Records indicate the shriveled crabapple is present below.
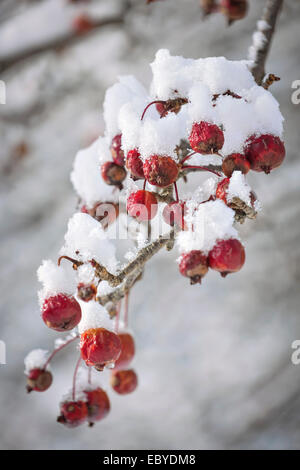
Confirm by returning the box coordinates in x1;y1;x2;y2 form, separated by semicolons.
80;328;121;371
77;283;97;302
84;387;110;425
127;190;158;222
220;0;248;25
26;368;53;393
42;294;82;332
114;333;135;371
208;239;245;277
126;149;144;180
101;161;126;189
179;250;209;285
163;201;187;230
110;369;138;395
57;400;88;428
143;155;179;188
244;134;285;174
110;134;125;166
222;153;250;178
189;121;224;154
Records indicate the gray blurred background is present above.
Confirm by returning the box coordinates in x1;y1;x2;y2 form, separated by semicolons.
0;0;300;450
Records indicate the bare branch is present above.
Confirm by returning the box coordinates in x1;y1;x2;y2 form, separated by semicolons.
97;268;143;308
0;14;124;74
249;0;284;85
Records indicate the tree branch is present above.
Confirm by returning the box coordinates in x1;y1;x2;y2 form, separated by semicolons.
0;15;124;74
249;0;284;85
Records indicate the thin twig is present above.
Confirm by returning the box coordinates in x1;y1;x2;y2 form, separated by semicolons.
249;0;284;85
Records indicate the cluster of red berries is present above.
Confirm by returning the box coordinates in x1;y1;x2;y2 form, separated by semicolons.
200;0;248;24
29;280;137;428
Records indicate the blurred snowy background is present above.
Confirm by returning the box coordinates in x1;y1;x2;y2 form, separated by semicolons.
0;0;300;450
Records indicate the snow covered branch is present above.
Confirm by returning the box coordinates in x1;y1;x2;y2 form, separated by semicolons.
249;0;284;85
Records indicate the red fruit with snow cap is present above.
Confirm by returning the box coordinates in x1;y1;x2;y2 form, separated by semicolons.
26;368;53;393
110;369;138;395
127;190;158;222
114;333;135;371
80;328;121;371
208;239;245;277
84;387;110;425
179;250;209;284
189;121;224;154
244;134;285;174
110;134;125;166
222;153;250;177
42;294;82;332
126;149;144;180
143;155;179;188
57;400;88;428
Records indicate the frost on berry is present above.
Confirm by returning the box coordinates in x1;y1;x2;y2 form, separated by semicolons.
84;387;110;425
244;134;285;174
42;294;82;332
179;250;209;284
189;121;224;154
80;328;121;371
110;369;138;395
208;238;245;276
126;149;145;180
57;400;88;428
114;333;135;371
127;190;158;222
143;155;179;187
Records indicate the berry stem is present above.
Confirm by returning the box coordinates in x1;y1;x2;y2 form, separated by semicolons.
124;292;129;328
143;179;147;191
57;255;83;268
72;355;82;401
174;182;179;202
141;101;166;121
181;151;197;164
181;165;221;177
115;300;122;333
42;334;79;370
88;366;92;386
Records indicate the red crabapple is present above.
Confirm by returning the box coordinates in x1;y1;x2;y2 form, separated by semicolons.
244;134;285;174
163;201;187;230
208;238;245;276
80;328;121;371
110;369;138;395
110;134;125;166
26;368;53;393
179;250;209;284
126;149;145;180
143;155;179;187
57;400;88;428
101;161;126;189
220;0;248;24
189;121;224;154
42;294;82;332
84;387;110;425
127;190;158;222
77;283;97;302
222;153;250;177
114;333;135;371
215;177;230;204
